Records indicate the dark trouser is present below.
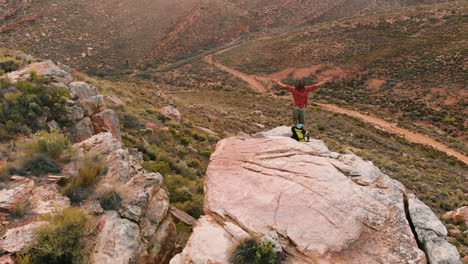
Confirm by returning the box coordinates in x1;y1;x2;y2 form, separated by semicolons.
292;107;305;125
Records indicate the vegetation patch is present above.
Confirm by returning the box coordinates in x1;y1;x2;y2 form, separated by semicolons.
230;239;282;264
63;154;105;203
22;207;92;264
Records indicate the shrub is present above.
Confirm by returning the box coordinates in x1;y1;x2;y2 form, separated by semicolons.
98;189;122;211
21;154;61;176
16;253;31;264
27;207;91;264
63;155;105;202
12;201;28;218
142;160;172;175
230;240;281;264
21;132;71;160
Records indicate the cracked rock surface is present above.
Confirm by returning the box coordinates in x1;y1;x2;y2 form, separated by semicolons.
171;126;460;264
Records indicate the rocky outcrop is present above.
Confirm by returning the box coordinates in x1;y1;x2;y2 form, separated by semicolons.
0;57;174;263
408;194;462;264
3;59;121;143
171;126;461;264
0;221;47;253
73;133;176;264
444;206;468;226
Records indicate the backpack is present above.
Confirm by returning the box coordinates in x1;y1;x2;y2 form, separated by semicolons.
291;125;310;142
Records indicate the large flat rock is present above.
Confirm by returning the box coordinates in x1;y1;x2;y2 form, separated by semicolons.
172;135;427;264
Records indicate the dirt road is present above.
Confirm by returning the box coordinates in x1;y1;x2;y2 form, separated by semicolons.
204;51;468;164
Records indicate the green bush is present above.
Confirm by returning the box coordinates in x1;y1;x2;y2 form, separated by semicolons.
0;80;70;133
230;240;281;264
21;132;71;160
27;207;91;264
142;160;172;175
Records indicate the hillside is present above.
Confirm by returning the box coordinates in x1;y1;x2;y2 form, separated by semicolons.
213;1;467;151
0;0;453;73
0;50;466;260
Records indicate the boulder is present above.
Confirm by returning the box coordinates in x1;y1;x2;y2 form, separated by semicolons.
145;122;161;131
69;117;95;143
30;184;70;215
443;206;468;225
91;109;122;141
160;106;181;123
0;176;34;211
119;172;163;222
91;212;141;264
170;216;249;264
0;255;15;264
78;95;106;116
103;95;125;106
172;133;428;263
0;221;47;253
144;215;177;264
68;81;99;100
6;60;73;84
73;132;121;155
65;106;85;121
408;194;462;264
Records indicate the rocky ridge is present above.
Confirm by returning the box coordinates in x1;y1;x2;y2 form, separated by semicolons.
4;59;121;143
171;126;462;264
0;59;176;263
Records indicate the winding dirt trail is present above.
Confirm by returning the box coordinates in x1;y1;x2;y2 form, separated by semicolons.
203;50;468;164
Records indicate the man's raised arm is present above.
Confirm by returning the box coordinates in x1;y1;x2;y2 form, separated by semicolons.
271;79;290;89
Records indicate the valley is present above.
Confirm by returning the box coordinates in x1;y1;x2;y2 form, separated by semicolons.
0;0;467;262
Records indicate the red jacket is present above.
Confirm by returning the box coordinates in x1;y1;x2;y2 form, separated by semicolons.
284;85;318;109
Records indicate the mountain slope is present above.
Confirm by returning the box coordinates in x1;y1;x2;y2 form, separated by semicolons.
0;0;453;72
213;1;467;146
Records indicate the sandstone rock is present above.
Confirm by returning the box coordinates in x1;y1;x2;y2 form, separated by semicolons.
69;117;95;143
68;81;99;100
424;238;462;264
104;95;125;106
65;105;85;121
160;106;181;123
119;172;163;222
145;215;177;264
6;60;73;84
170;215;248;264
92;212;140;264
0;221;47;253
74;132;121;155
84;199;104;215
78;95;106;116
0;255;15;264
408;194;462;264
172;134;427;263
91;109;122;141
30;184;70;215
102;149;139;186
145;122;160;131
407;194;448;239
443;206;468;225
140;189;170;240
0;176;34;211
